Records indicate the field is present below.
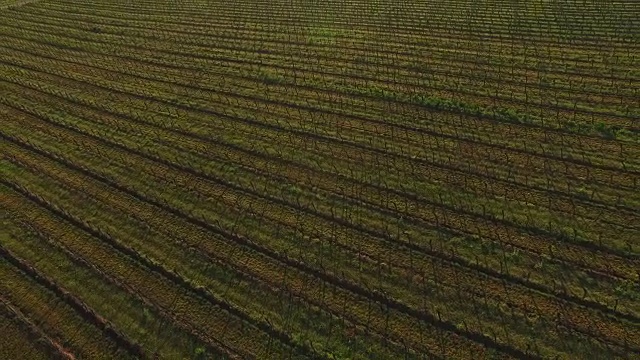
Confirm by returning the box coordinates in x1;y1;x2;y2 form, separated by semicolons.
1;0;639;358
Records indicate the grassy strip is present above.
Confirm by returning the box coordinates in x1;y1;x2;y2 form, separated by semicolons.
0;245;146;358
0;254;135;359
0;298;69;360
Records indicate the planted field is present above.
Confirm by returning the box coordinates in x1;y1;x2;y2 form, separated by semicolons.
1;0;639;358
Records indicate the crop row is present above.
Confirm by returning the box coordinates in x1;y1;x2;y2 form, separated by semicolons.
1;132;427;358
0;242;139;359
2;66;636;316
43;0;640;47
1;20;637;151
2;1;638;358
1;189;226;359
2;92;636;358
16;4;640;69
4;11;637;124
0;105;512;358
1;55;637;253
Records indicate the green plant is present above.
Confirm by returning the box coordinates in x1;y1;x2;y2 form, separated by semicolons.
257;70;285;85
194;346;206;359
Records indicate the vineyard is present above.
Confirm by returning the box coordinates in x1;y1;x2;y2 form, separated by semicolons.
1;0;639;358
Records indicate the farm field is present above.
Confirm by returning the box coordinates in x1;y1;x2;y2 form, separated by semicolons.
0;0;639;358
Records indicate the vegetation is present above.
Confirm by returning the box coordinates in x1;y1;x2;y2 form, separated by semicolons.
1;0;639;358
